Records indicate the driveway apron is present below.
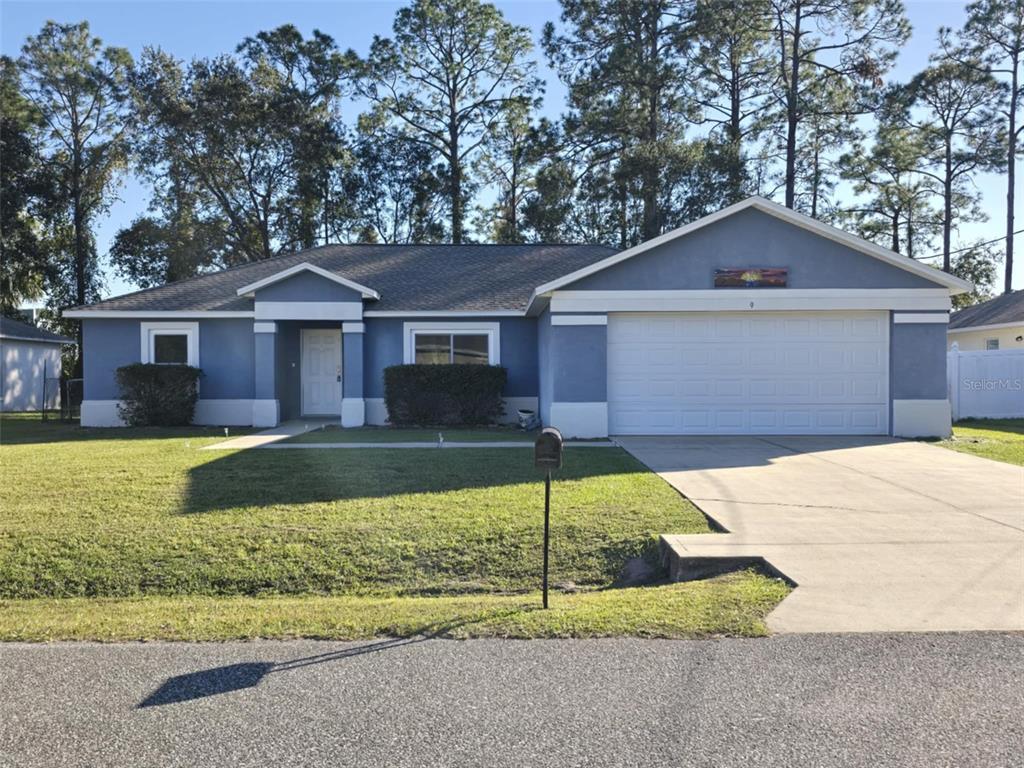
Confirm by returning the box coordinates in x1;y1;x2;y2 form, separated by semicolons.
618;436;1024;633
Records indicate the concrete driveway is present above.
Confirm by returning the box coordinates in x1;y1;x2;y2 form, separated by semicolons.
618;436;1024;634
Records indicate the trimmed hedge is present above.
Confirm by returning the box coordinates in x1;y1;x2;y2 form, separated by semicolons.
115;363;202;426
384;364;507;426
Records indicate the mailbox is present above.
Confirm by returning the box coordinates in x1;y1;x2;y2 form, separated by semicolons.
534;427;563;471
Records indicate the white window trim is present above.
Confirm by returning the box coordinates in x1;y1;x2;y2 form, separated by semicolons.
140;321;199;366
402;321;500;365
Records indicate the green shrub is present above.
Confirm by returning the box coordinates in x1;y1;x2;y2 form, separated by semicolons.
384;364;507;426
115;363;202;426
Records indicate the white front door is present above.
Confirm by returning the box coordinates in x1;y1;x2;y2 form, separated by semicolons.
301;328;342;416
607;311;889;435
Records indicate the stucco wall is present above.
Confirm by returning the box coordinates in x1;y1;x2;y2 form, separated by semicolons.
254;271;364;303
1;339;63;411
567;207;937;292
890;320;948;401
947;326;1024;351
362;317;538;399
82;318;254;401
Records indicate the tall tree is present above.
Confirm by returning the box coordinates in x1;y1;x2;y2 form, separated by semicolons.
474;108;547;243
108;160;228;288
954;0;1024;291
353;0;539;244
904;56;1005;272
766;0;909;209
349;111;447;243
0;56;49;314
691;0;774;202
237;25;349;250
950;241;1001;307
19;21;132;371
545;0;696;243
840;105;938;258
131;27;348;267
791;73;861;218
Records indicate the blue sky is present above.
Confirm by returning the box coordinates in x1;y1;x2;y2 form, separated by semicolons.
3;0;1019;297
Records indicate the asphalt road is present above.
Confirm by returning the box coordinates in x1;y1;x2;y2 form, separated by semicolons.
1;634;1022;768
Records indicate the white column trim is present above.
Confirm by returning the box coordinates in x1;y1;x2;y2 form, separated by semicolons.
548;402;608;438
253;321;277;334
365;397;388;426
551;315;608;326
342;322;365;333
893;313;949;324
254;301;362;321
892;399;951;438
551;289;952;313
252;399;280;428
81;400;124;427
341;398;366;427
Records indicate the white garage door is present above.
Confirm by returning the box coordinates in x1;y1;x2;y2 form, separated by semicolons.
608;311;889;435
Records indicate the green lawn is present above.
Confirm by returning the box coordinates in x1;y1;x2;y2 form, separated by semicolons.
938;419;1024;466
286;424;537;443
0;414;788;640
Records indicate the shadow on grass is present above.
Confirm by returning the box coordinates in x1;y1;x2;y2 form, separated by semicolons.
138;609;532;708
182;444;635;513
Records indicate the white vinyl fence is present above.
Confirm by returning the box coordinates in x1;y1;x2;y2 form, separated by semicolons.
947;345;1024;420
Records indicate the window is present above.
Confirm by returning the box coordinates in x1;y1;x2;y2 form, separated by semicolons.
403;322;499;365
152;333;189;364
414;333;489;365
985;338;1000;351
140;322;199;366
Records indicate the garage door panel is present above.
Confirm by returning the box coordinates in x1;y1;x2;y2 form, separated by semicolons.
608;311;889;435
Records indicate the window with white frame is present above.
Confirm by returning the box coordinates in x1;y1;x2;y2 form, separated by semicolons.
403;322;499;365
141;322;199;366
985;338;1000;351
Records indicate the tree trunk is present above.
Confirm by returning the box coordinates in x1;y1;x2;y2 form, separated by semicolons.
72;145;86;379
784;7;802;209
1005;54;1018;293
943;140;953;273
892;211;900;254
641;14;661;242
726;53;744;201
907;207;915;260
809;134;820;218
617;175;628;250
449;107;462;244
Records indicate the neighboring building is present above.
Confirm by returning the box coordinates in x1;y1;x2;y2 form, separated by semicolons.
1;316;76;412
65;196;971;437
947;291;1024;351
15;307;40;325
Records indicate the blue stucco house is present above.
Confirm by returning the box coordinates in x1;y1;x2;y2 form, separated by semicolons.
66;197;971;438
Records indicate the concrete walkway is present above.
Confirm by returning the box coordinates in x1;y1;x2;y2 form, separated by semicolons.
618;436;1024;634
200;419;337;450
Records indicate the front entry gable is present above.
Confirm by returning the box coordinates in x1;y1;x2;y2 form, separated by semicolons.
237;262;380;302
239;262;379;322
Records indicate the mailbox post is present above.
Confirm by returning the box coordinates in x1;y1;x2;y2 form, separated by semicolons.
534;427;563;609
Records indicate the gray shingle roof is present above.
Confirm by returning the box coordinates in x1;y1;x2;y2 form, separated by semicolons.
949;290;1024;329
69;243;618;314
0;316;76;344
